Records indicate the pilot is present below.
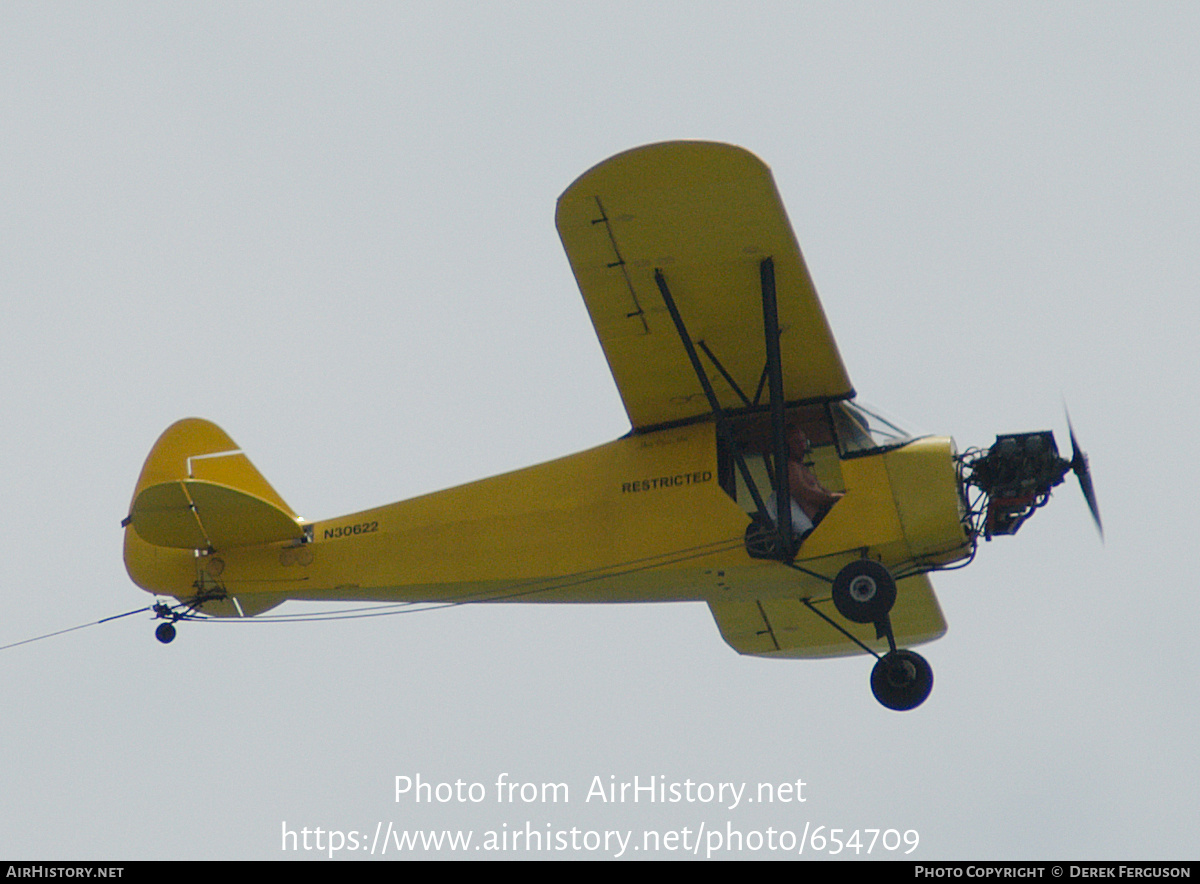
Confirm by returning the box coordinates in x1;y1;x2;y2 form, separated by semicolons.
766;425;844;537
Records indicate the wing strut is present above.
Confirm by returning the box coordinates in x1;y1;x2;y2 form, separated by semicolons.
653;269;773;525
760;257;796;560
653;263;796;562
697;340;752;407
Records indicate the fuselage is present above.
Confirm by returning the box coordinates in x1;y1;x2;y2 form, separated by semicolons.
125;416;971;614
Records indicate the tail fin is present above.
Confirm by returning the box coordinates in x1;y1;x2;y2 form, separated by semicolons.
124;418;304;551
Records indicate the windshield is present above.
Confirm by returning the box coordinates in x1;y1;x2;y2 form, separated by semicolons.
830;401;917;455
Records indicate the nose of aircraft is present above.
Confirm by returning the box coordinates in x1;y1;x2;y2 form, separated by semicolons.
958;414;1102;541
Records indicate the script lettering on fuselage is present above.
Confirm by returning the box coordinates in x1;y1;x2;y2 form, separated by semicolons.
621;471;712;494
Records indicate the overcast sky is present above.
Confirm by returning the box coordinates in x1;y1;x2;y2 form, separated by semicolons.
1;2;1196;860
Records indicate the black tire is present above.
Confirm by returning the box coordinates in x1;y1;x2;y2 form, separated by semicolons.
870;649;933;711
831;560;896;623
155;622;176;644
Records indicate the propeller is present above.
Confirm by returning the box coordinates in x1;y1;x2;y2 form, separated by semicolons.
1065;409;1103;540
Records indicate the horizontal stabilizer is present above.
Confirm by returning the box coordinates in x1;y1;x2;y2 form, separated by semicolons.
125;418;304;551
129;479;305;550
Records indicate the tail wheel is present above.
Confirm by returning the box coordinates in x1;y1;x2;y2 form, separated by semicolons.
155;622;177;644
870;649;933;711
832;560;896;623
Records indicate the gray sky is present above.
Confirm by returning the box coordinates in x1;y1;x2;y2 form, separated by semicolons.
1;2;1196;860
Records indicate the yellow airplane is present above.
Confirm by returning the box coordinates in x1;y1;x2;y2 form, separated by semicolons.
122;141;1100;710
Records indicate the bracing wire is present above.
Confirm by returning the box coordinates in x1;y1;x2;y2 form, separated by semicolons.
0;534;752;646
181;534;752;624
173;600;456;623
0;606;153;652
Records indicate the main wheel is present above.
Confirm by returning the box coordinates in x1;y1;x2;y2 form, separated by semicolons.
870;649;933;711
832;560;896;623
155;622;176;644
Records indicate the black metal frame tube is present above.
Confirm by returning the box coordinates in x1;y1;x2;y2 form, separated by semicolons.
654;269;773;525
760;258;794;559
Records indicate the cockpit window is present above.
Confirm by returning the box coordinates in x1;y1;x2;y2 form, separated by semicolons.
830;401;917;455
716;404;842;506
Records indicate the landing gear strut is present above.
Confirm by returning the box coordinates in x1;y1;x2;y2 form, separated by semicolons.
829;560;934;710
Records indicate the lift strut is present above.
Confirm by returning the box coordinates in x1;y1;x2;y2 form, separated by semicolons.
653;257;797;562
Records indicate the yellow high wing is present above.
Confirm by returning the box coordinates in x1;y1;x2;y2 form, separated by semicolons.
556;141;853;430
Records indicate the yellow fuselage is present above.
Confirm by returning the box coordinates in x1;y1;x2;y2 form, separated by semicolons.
125;422;970;613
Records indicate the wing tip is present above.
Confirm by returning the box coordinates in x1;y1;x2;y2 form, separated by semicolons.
557;141;767;210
